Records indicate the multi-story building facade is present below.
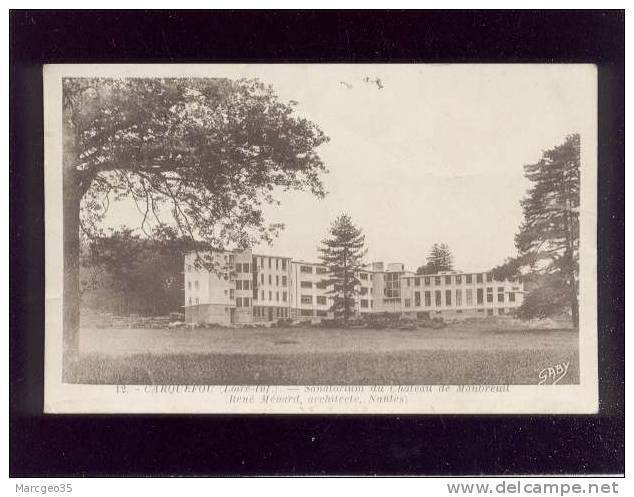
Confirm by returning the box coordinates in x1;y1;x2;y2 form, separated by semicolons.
251;252;292;322
398;270;524;320
184;249;524;325
290;260;330;319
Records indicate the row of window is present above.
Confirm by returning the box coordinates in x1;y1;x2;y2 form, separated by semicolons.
300;280;328;289
384;272;401;299
231;279;514;295
300;295;329;305
404;273;507;287
299;265;328;274
235;297;251;307
220;277;375;292
185;257;359;275
254;290;288;303
383;287;400;298
259;274;288;287
253;306;289;319
189;279;515;297
190;286;514;308
403;289;516;308
189;277;513;294
186;296;514;311
235;263;251;273
189;266;515;291
252;257;288;272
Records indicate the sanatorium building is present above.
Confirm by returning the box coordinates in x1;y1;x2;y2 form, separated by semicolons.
184;248;525;325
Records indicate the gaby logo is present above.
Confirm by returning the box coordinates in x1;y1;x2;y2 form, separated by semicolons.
538;361;570;385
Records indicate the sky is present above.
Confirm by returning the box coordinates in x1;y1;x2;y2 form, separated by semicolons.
102;64;596;272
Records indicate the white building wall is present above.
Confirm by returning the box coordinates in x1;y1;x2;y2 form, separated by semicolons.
291;261;331;318
400;271;524;319
184;251;235;325
355;269;375;314
185;251;525;324
252;254;292;320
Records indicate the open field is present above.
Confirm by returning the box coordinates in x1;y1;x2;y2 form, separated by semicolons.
72;324;579;385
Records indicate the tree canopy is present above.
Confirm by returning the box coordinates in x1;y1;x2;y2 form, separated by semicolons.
80;226;197;317
493;133;580;326
318;214;367;322
417;243;454;275
64;77;330;249
62;77;330;373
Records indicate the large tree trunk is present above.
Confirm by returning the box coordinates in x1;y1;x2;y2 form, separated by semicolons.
62;123;89;381
62;185;81;381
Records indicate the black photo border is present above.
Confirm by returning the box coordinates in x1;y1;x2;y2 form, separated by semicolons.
9;9;625;476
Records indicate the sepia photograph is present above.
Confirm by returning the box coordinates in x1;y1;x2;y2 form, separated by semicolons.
10;8;624;480
43;63;598;413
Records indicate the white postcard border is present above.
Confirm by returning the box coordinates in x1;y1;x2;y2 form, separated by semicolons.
43;64;598;414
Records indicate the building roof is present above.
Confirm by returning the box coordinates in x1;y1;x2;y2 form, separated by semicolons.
291;260;326;266
253;253;293;260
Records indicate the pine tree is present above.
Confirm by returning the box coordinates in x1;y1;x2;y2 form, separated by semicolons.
491;134;580;327
417;243;454;274
318;214;367;323
515;133;580;327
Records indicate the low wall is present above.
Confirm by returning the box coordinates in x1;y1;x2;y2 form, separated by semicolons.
80;312;175;329
185;304;232;326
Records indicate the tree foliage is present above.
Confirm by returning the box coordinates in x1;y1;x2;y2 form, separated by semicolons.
514;274;571;321
417;243;454;275
65;77;330;251
62;77;330;372
494;133;580;326
318;214;367;322
80;227;198;316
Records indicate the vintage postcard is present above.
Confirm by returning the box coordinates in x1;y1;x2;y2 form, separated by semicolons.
44;64;598;413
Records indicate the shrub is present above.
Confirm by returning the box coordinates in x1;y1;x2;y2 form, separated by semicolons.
274;318;293;328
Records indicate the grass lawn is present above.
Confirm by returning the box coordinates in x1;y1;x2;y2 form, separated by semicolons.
71;325;579;385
